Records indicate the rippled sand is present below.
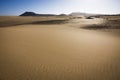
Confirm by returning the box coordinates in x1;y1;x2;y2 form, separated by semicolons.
0;18;120;80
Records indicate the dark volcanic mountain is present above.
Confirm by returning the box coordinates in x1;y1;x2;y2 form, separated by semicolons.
20;12;37;16
20;12;57;16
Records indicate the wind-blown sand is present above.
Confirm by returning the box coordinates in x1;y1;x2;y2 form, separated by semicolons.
0;17;120;80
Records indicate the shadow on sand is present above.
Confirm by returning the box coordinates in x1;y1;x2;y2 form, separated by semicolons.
0;19;69;27
30;19;69;25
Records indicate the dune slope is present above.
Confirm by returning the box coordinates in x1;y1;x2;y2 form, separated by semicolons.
0;24;120;80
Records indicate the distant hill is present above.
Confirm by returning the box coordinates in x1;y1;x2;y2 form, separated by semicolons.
59;14;67;16
69;12;103;17
69;12;120;17
69;12;86;16
20;12;57;16
20;11;120;17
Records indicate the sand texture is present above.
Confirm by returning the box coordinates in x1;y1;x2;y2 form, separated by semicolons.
0;16;120;80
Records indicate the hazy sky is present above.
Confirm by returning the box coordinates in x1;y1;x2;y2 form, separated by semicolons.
0;0;120;15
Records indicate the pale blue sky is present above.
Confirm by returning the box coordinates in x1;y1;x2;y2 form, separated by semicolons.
0;0;120;16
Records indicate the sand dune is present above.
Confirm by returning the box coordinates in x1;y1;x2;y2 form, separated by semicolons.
0;17;120;80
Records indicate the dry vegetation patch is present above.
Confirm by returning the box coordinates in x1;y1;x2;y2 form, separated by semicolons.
82;17;120;30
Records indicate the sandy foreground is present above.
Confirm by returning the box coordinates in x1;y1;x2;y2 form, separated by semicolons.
0;18;120;80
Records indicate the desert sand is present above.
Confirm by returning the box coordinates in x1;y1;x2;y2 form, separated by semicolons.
0;16;120;80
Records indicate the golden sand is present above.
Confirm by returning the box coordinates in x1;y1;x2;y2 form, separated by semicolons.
0;17;120;80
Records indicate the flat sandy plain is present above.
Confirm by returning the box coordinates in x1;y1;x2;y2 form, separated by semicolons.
0;16;120;80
